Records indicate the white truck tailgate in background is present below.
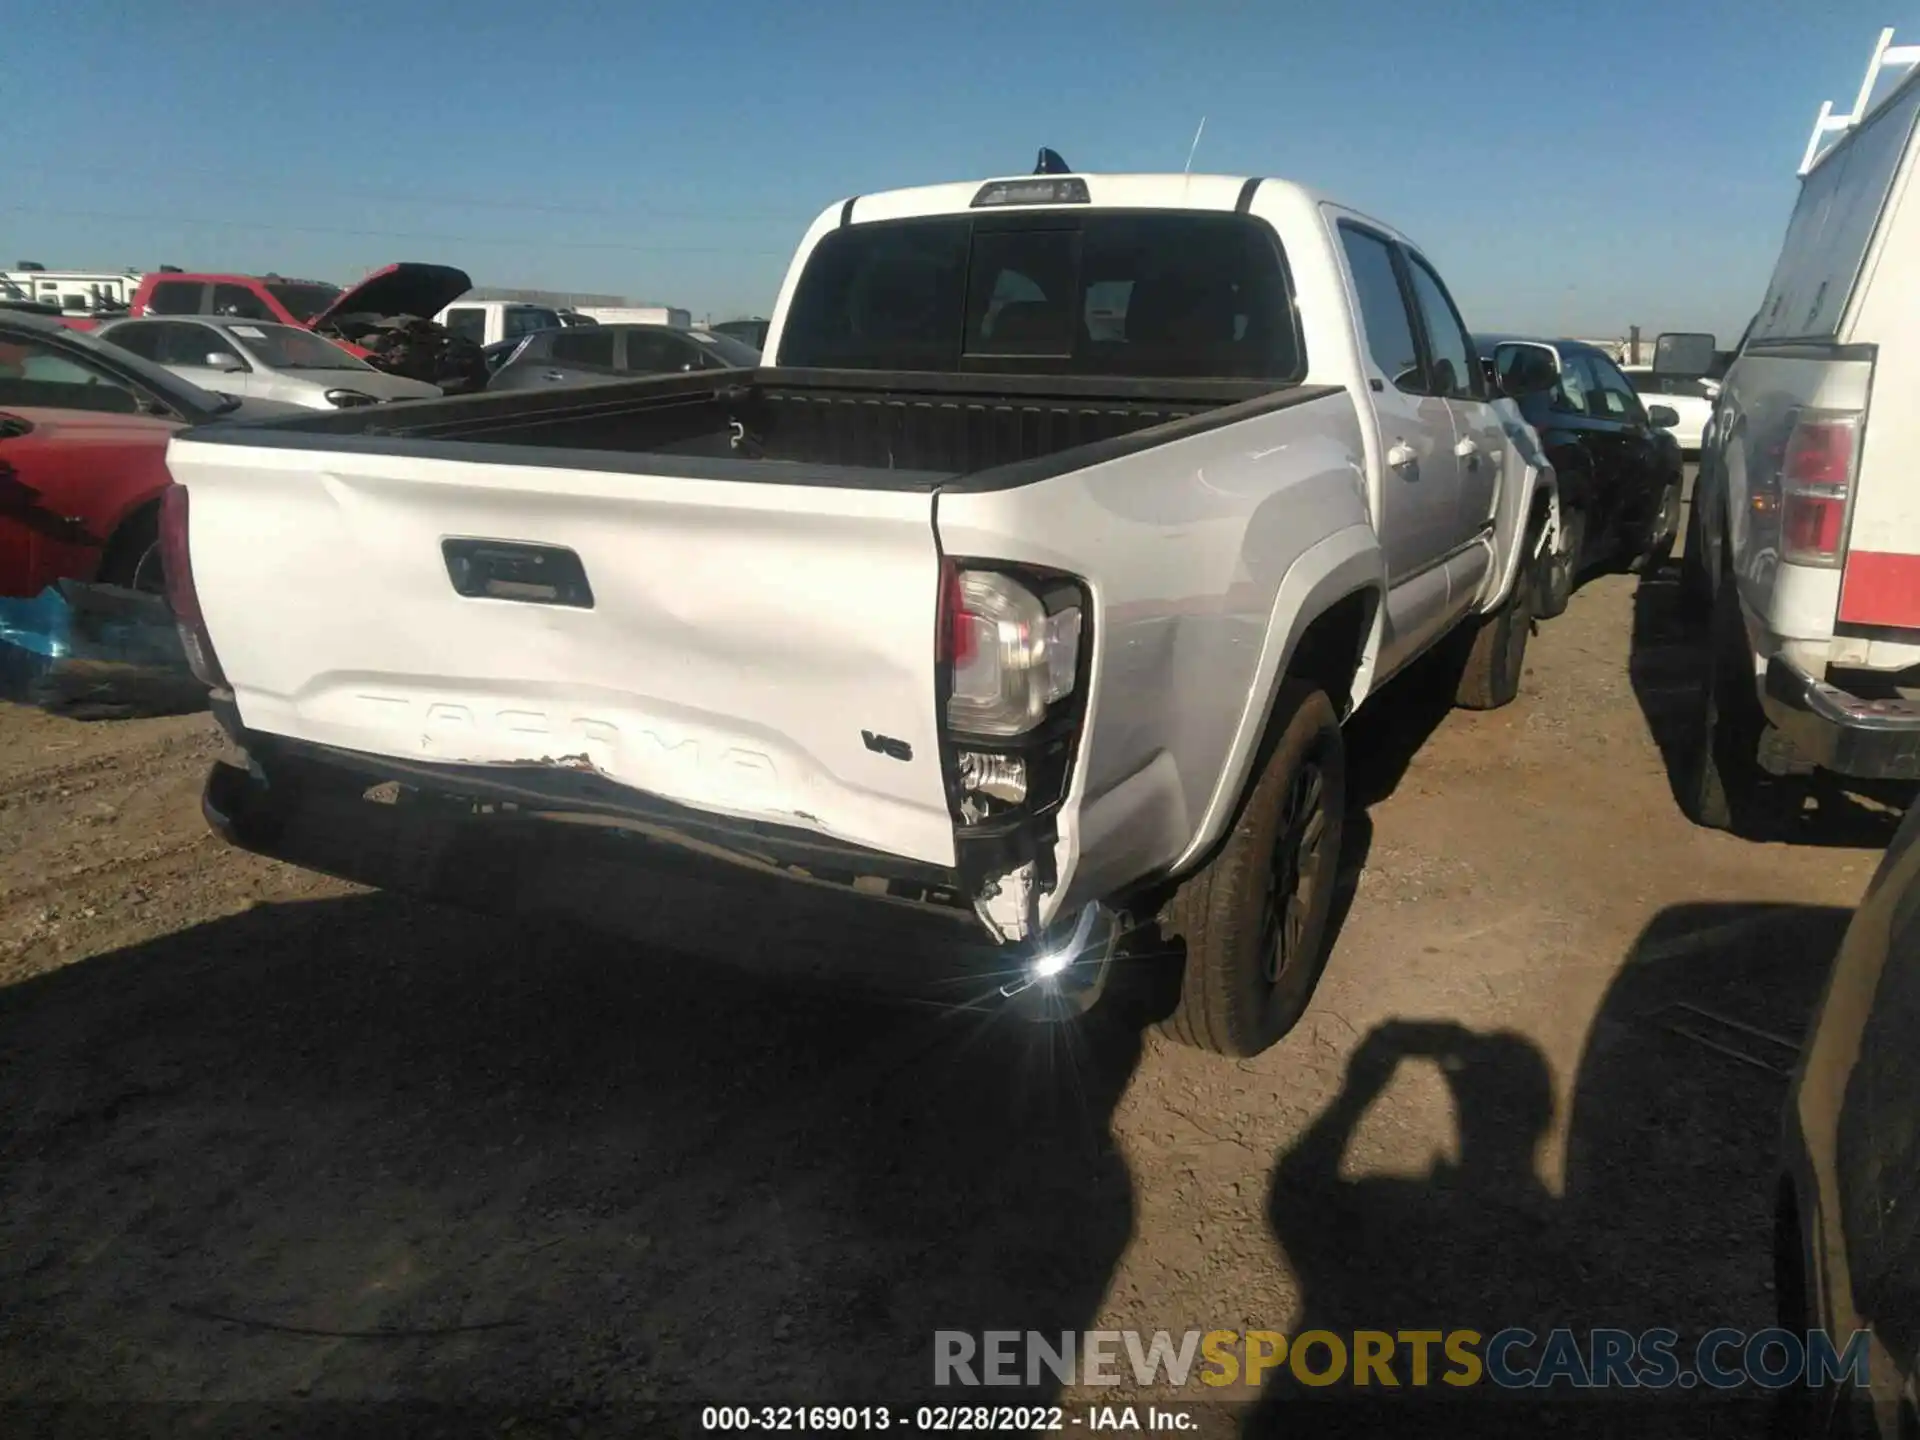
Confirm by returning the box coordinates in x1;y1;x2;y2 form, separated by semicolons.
167;438;957;867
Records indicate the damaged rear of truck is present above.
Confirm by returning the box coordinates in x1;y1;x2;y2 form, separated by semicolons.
164;169;1551;1055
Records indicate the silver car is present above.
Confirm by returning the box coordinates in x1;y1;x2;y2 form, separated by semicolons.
96;316;442;410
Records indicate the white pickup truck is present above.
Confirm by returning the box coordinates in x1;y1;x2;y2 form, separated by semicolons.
1676;30;1920;836
160;162;1556;1056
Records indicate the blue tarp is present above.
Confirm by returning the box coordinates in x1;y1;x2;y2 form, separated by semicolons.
0;581;208;719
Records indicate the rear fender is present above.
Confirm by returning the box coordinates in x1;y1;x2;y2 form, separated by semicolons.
1167;522;1383;875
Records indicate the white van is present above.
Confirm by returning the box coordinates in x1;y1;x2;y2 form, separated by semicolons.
432;299;565;347
574;305;691;329
1674;25;1920;835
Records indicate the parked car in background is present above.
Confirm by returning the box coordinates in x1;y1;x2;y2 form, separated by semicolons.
1776;795;1920;1438
432;300;566;348
131;264;489;395
169;162;1556;1058
98;317;442;409
1621;367;1717;452
710;317;771;350
1477;335;1686;616
487;323;759;391
0;313;295;597
1676;26;1920;838
133;270;344;327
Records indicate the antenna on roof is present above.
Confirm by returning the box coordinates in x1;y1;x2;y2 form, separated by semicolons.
1033;148;1071;175
1183;116;1207;175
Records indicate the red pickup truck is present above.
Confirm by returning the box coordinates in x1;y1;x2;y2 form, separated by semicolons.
130;263;487;393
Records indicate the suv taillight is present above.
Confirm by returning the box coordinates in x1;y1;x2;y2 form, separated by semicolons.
937;561;1087;827
1779;409;1861;567
158;484;227;688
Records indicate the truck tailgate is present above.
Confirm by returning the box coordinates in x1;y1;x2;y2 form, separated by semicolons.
166;437;958;867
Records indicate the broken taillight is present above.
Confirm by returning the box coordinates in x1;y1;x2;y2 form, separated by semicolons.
158;484;228;688
938;565;1082;739
1778;410;1860;567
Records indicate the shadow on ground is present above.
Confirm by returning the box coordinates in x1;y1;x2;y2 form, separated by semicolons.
1247;900;1853;1437
1629;566;1908;848
0;806;1144;1433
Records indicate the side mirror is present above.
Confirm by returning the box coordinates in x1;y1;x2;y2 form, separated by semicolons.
204;352;244;373
1647;405;1680;430
1493;342;1559;398
1650;331;1715;380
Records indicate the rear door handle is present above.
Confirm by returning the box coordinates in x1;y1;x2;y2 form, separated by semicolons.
1454;436;1480;459
540;370;567;382
1387;442;1418;470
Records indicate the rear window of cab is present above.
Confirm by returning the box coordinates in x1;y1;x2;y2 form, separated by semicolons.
778;210;1303;381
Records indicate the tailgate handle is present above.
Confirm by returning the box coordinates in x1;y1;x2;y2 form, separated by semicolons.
442;538;595;609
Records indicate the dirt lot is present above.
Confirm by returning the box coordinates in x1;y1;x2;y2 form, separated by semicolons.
0;557;1896;1436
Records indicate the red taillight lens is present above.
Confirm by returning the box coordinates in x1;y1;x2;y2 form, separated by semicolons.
938;565;1083;740
938;560;974;667
1777;411;1860;567
158;484;227;687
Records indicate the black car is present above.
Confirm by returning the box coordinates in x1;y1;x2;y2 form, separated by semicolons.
488;324;761;392
1478;335;1686;617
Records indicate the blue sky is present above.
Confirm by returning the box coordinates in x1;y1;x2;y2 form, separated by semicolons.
0;0;1903;343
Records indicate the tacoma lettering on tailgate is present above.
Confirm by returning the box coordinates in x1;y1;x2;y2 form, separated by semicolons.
354;696;783;797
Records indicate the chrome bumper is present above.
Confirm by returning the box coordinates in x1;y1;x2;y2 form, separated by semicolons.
1761;656;1920;781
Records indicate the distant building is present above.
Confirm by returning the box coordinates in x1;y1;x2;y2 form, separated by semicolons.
459;286;630;307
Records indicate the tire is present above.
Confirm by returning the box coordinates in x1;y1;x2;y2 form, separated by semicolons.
1453;563;1534;711
1631;474;1684;574
99;505;165;596
1536;504;1583;619
1680;567;1796;836
1161;680;1346;1057
1678;501;1713;624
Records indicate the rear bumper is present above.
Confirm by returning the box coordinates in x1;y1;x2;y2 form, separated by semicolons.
1761;656;1920;781
199;700;1123;1015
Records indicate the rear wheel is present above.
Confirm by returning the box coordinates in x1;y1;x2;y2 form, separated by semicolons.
1680;567;1798;836
1631;474;1684;574
1536;504;1584;619
1678;501;1714;623
1161;681;1346;1057
1453;562;1534;711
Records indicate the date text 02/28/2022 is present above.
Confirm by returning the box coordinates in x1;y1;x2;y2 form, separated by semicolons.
699;1404;1193;1431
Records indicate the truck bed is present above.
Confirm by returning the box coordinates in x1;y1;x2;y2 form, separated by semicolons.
184;367;1329;491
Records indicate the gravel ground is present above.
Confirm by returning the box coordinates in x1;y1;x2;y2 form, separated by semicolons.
0;549;1894;1437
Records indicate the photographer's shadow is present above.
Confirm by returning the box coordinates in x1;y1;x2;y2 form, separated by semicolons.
1244;1019;1568;1436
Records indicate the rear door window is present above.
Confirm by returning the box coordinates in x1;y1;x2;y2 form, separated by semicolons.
1338;225;1423;394
550;330;616;367
780;210;1301;380
211;284;274;321
623;330;694;373
103;323;166;361
144;280;205;316
1402;251;1483;400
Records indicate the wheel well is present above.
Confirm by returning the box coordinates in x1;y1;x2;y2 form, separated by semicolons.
98;498;161;584
1285;588;1376;722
